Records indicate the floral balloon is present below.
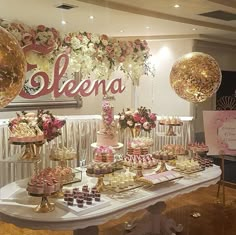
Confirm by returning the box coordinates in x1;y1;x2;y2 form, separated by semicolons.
170;52;222;103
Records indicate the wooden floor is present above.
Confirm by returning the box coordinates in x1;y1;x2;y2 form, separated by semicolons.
0;184;236;235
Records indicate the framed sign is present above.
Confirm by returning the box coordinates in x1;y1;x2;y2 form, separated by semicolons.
203;111;236;156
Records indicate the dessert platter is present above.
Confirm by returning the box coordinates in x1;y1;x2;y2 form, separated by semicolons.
188;142;209;157
159;116;183;136
56;186;110;215
123;154;158;169
103;172;143;193
137;170;183;185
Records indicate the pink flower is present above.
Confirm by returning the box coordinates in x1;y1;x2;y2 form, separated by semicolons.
151;123;156;128
134;39;141;45
105;45;113;54
47;38;55;47
143;122;151;130
133;112;141;122
64;36;71;44
22;33;33;45
51;28;59;39
140;117;147;124
119;56;125;62
77;34;83;41
86;33;92;40
149;113;157;121
37;25;46;32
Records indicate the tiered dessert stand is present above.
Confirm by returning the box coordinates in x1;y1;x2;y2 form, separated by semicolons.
49;153;82;198
159;122;183;136
29;192;56;213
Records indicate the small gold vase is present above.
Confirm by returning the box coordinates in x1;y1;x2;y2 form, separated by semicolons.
130;127;141;138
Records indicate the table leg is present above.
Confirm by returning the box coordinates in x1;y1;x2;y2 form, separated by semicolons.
216;153;225;206
73;226;99;235
123;202;183;235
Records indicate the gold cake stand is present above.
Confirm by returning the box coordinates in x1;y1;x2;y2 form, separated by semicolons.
10;140;45;160
159;122;183;136
29;193;55;213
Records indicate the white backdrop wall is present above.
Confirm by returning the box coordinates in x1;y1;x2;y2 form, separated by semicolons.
135;39;194;116
0;39;195;119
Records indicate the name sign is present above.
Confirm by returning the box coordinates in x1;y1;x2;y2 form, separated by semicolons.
20;46;126;99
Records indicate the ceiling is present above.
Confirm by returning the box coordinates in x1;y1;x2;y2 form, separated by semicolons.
0;0;236;45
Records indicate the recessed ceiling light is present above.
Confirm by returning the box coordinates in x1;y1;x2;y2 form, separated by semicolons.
146;26;150;29
89;15;94;20
61;20;67;25
192;28;197;31
174;4;180;8
120;30;124;33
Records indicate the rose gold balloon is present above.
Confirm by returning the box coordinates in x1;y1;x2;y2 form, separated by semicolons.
170;52;222;103
0;26;26;109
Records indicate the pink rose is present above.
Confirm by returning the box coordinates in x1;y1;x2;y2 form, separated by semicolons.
133;113;141;122
134;39;141;45
22;33;33;45
51;28;59;39
151;123;156;129
119;56;125;62
105;45;113;53
140;117;147;124
86;33;92;40
149;113;157;121
77;34;83;41
47;38;55;47
37;25;46;32
143;122;151;130
64;36;71;44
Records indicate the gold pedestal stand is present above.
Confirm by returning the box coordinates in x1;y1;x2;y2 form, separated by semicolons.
29;193;55;213
159;123;182;136
11;140;45;160
156;161;168;173
96;176;106;192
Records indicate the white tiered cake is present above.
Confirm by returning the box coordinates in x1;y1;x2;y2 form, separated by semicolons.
96;97;118;147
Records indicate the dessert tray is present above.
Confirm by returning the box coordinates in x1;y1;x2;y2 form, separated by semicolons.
137;170;183;185
172;167;205;175
91;142;124;150
63;169;82;185
105;181;144;193
56;196;110;216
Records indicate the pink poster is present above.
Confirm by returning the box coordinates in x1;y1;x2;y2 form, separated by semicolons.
203;111;236;156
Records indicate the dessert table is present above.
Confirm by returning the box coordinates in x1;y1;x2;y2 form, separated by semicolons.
0;115;193;187
0;166;221;235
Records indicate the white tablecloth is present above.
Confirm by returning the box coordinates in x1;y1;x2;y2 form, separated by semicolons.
0;116;193;187
0;165;220;231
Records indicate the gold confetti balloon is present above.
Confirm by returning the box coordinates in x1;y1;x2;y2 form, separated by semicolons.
0;26;26;109
170;52;222;103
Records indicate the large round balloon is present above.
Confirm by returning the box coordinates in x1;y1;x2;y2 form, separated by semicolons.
170;52;222;103
0;26;26;109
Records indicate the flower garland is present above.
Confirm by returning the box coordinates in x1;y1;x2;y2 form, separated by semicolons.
0;19;154;85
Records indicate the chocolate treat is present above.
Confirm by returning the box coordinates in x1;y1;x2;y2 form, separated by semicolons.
82;185;89;192
95;192;101;201
76;198;84;204
77;202;83;208
86;197;92;205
